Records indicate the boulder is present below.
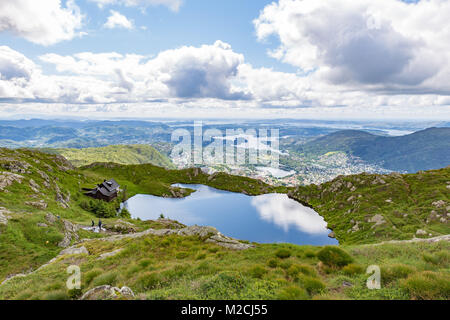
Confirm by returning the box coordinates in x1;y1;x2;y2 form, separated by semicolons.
416;229;427;236
0;160;31;174
432;200;446;208
98;249;123;260
80;285;134;300
368;214;387;228
58;220;80;248
0;207;12;225
60;246;89;256
0;172;24;191
29;179;40;193
45;213;58;224
25;200;48;210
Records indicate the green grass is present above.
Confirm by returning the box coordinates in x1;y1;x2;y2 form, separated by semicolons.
0;233;448;300
292;167;450;244
42;144;175;169
0;147;448;300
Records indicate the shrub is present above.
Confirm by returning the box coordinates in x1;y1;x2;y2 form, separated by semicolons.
119;208;131;219
136;272;164;291
84;268;103;285
277;286;309;300
401;271;450;300
317;246;353;268
382;264;415;285
139;259;153;268
298;275;326;295
297;264;318;277
286;265;301;279
275;249;292;259
200;271;246;299
342;264;364;276
68;288;83;300
303;250;316;258
422;250;449;266
248;265;267;279
92;271;117;287
267;258;278;268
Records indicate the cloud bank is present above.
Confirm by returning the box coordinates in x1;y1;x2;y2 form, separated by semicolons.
0;0;84;45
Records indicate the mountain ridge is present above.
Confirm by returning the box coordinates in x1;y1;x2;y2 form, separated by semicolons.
300;127;450;173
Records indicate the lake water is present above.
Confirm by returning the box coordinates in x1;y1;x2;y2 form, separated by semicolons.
124;184;338;246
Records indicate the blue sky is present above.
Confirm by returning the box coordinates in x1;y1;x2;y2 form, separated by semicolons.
0;1;295;74
0;0;449;120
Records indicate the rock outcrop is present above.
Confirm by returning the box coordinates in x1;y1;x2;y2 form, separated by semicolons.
80;285;134;300
0;207;11;225
0;172;24;191
25;200;48;210
87;225;254;251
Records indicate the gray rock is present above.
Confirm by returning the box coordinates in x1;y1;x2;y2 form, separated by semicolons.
368;214;387;228
29;179;40;193
80;285;134;300
45;213;57;224
60;246;89;256
58;220;79;248
416;229;427;236
98;249;123;260
25;200;48;210
0;207;11;225
432;200;446;208
37;223;48;228
328;231;336;239
0;172;24;191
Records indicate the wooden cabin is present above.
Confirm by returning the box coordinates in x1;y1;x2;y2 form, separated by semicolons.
83;179;120;202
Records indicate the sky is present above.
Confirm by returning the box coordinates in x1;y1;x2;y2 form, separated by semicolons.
0;0;449;120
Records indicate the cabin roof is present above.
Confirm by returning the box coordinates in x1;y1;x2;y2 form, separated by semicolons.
84;178;120;199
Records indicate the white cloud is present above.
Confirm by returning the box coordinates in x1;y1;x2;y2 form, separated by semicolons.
0;0;84;46
89;0;183;11
1;39;450;119
254;0;450;94
104;10;134;29
39;41;249;100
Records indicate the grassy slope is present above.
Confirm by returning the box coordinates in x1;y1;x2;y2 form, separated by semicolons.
0;148;281;282
42;145;175;169
0;233;448;300
0;148;448;300
291;168;450;244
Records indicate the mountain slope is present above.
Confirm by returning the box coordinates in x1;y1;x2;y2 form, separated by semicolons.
292;167;450;244
0;148;448;300
43;144;175;169
300;127;450;173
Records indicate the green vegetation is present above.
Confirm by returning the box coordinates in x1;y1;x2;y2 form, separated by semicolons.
0;147;448;300
297;127;450;173
42;144;175;169
317;246;353;269
0;234;448;300
292;167;450;244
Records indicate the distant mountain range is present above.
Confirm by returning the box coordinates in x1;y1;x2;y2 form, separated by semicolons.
300;127;450;173
42;144;175;169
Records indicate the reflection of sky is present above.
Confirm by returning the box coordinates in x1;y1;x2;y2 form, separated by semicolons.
250;194;328;234
125;184;336;245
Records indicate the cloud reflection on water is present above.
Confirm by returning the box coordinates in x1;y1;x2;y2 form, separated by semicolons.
251;194;329;234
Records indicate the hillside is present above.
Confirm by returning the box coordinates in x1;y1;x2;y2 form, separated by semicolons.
291;168;450;244
42;145;175;169
299;127;450;173
0;148;448;300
